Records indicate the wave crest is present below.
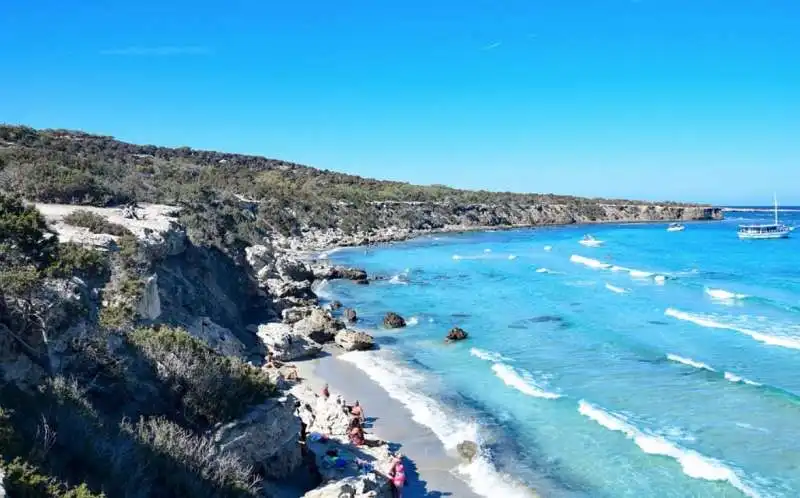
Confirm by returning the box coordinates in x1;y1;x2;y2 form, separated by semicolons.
491;363;561;400
578;401;759;497
665;308;800;350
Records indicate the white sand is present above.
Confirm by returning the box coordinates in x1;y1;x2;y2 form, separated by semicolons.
291;348;480;498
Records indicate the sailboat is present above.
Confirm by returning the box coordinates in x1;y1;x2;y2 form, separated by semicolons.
737;194;790;240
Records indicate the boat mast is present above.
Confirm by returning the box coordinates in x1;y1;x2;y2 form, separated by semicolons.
774;192;779;225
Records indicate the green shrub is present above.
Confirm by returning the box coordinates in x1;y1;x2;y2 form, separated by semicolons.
121;416;258;495
63;210;129;236
2;458;105;498
128;326;273;425
46;243;110;281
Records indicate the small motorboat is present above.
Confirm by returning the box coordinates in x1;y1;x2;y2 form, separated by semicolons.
667;223;685;232
579;235;603;247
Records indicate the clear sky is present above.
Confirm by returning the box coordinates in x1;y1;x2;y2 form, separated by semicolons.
2;1;798;205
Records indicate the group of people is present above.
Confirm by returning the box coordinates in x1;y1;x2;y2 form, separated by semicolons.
321;384;406;497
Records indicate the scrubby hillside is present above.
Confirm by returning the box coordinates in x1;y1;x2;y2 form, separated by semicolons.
0;125;720;255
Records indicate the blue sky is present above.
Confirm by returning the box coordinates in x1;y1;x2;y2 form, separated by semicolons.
1;1;799;205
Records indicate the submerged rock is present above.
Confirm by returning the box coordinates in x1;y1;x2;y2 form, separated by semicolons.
383;312;406;329
343;308;358;323
445;327;468;342
212;395;302;480
258;323;322;361
329;300;343;311
335;330;375;351
457;440;479;463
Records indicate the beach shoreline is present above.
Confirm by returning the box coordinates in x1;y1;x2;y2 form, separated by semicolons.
290;346;483;498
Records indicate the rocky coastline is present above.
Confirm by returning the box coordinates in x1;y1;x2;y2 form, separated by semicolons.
0;199;721;497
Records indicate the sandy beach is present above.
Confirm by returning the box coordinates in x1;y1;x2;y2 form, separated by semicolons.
292;347;481;498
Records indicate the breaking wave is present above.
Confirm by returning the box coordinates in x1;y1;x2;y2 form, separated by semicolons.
605;283;627;294
667;353;764;387
578;401;760;497
570;255;611;269
340;351;534;498
491;363;562;400
665;308;800;350
470;348;514;363
705;288;749;301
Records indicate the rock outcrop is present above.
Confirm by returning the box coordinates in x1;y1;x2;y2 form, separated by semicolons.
383;312;406;329
212;395;302;480
293;308;343;344
186;316;249;358
136;273;161;320
446;327;468;342
335;330;375;351
303;475;390;498
457;440;479;463
258;323;322;361
343;308;358;323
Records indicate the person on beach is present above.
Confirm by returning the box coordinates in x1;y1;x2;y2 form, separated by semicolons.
348;422;365;446
321;383;330;399
388;454;406;498
350;400;364;422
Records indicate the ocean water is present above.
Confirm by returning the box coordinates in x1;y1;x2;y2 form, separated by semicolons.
322;209;800;498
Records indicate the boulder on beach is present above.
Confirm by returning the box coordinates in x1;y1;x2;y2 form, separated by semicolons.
446;327;469;342
457;440;479;463
257;323;322;361
335;329;375;351
383;312;406;329
343;308;358;323
293;308;344;343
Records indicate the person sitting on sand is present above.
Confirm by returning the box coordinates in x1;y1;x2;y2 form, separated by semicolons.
349;400;365;422
322;383;330;399
348;423;365;446
388;454;406;498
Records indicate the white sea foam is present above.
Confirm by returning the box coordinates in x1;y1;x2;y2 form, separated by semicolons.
705;288;748;301
535;267;557;274
605;283;627;294
654;275;667;285
312;279;333;300
406;316;420;327
484;248;492;253
388;274;408;285
340;351;533;498
665;308;800;350
452;254;463;260
470;347;514;363
578;401;760;497
570;254;610;269
491;363;561;399
667;353;763;387
629;269;654;279
610;265;630;272
667;353;716;372
508;254;518;260
543;245;553;252
723;372;762;386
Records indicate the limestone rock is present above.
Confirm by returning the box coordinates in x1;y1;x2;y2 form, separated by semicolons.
383;312;406;329
343;308;358;323
282;306;316;324
335;330;375;351
258;323;323;361
212;395;302;480
303;475;391;498
457;440;479;463
277;258;314;282
293;308;343;344
186;316;248;358
266;279;314;299
245;244;275;274
136;273;161;320
332;266;368;282
446;327;469;342
311;263;336;280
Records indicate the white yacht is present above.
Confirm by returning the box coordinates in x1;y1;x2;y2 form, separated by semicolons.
667;223;685;232
737;195;790;240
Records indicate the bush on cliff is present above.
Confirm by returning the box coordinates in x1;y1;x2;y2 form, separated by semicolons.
62;210;130;236
128;326;274;425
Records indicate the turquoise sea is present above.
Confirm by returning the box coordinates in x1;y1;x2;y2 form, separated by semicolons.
321;209;800;498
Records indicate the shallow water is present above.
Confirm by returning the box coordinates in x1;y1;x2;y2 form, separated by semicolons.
324;211;800;497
